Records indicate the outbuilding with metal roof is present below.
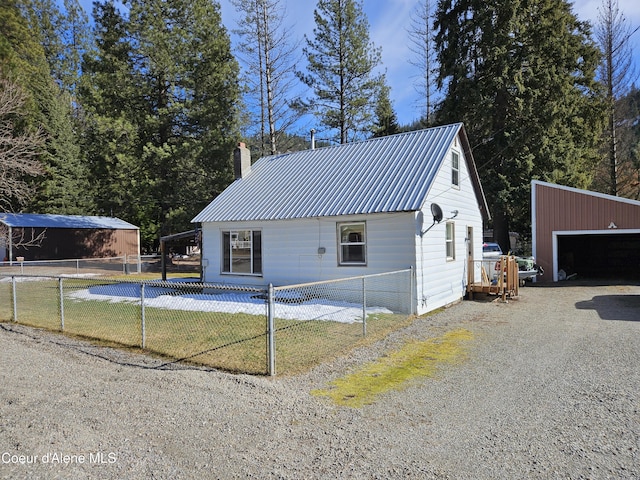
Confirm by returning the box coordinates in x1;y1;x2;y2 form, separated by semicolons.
193;123;490;315
532;180;640;282
0;213;140;263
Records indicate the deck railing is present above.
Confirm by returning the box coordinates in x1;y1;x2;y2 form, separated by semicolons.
468;255;520;300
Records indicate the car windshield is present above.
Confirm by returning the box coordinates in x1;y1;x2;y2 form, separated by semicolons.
483;243;502;253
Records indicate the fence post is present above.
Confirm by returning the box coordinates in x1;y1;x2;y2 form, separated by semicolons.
59;277;65;331
140;283;146;348
362;276;367;336
11;276;17;322
267;284;275;376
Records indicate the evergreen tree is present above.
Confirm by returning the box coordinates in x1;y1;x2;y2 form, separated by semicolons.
0;0;93;214
21;0;92;97
79;1;141;222
81;0;241;249
434;0;605;251
296;0;383;144
371;79;399;137
28;77;94;214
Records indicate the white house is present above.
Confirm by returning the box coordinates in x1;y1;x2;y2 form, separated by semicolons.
192;123;489;315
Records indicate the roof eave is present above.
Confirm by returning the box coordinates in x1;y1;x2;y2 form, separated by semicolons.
458;125;491;222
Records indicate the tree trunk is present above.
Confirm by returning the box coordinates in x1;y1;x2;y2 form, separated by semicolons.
492;203;511;254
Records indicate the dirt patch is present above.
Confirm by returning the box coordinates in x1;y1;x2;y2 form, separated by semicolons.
1;282;639;479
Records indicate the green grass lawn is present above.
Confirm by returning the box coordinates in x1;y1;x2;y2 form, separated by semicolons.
272;312;415;375
1;277;415;375
0;281;12;320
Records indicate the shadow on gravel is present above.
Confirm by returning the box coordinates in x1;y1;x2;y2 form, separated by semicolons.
0;323;219;372
575;295;640;321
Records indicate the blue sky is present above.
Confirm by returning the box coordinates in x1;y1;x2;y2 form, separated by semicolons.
76;0;640;127
217;0;640;127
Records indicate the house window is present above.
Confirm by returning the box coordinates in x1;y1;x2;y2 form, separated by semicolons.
452;151;460;187
222;230;262;275
446;222;455;260
338;222;366;265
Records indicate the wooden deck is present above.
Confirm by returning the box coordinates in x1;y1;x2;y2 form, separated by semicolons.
467;256;520;300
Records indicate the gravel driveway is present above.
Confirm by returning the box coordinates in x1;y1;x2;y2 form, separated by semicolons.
1;282;639;479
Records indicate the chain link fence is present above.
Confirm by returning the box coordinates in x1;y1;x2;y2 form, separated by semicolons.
0;276;269;374
0;254;201;277
0;256;137;276
0;269;414;375
270;269;414;374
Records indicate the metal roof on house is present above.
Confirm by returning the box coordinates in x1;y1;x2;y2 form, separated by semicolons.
193;123;487;223
0;213;139;230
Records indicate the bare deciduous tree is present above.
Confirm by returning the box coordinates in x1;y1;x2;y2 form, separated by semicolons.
407;0;440;125
0;223;47;262
0;76;45;211
232;0;301;156
595;0;639;196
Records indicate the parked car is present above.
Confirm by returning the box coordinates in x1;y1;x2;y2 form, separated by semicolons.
482;242;543;285
482;242;503;258
482;243;503;282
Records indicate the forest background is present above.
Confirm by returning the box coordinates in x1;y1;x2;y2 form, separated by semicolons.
1;0;639;253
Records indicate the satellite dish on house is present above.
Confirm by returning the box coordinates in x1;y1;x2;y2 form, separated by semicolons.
419;203;444;237
431;203;443;223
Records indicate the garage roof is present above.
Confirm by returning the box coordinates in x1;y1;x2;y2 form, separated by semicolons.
0;213;139;230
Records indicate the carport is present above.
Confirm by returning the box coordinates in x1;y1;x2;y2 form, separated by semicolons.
532;181;640;282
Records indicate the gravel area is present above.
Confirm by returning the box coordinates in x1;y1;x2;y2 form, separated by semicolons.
1;282;639;479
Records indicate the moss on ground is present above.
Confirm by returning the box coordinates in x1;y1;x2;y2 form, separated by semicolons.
312;328;473;408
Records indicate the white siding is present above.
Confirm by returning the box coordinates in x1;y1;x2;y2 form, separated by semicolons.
201;212;416;288
414;137;484;314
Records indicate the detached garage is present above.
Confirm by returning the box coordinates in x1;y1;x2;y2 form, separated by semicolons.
532;180;640;282
0;213;140;262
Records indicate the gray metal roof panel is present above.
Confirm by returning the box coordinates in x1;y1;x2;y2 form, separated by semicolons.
192;124;463;223
0;213;139;230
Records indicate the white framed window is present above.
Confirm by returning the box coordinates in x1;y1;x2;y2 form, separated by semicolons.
338;222;366;265
451;151;460;187
446;222;455;260
222;230;262;275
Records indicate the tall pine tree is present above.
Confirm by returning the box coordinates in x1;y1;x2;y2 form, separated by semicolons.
1;0;93;214
435;0;605;251
297;0;382;144
232;0;301;157
371;78;399;138
81;0;241;249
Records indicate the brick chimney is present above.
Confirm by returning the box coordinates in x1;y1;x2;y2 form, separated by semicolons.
233;142;251;179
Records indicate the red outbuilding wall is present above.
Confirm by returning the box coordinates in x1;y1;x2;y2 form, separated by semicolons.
532;181;640;282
